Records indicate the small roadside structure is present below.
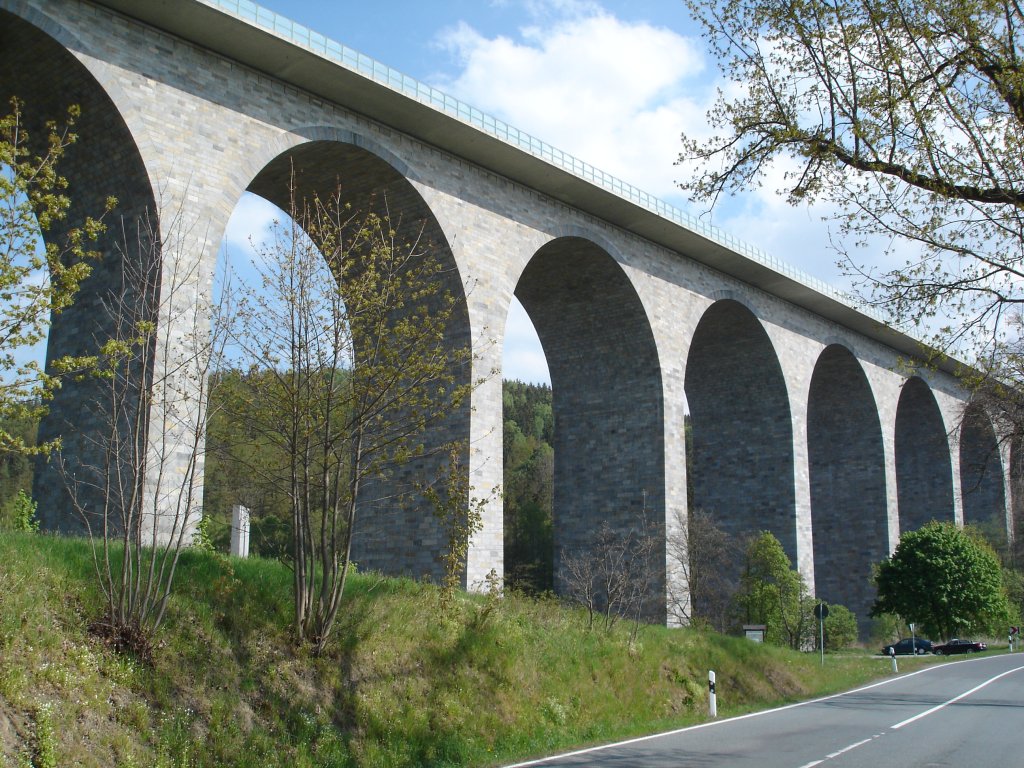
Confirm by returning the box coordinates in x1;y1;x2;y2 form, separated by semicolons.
743;625;767;643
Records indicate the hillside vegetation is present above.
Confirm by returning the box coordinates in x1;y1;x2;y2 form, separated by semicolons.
200;378;559;591
0;533;912;768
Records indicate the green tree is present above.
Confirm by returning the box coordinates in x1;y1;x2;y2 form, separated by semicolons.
678;0;1024;358
735;531;814;649
422;442;499;623
1001;566;1024;626
1;98;113;454
0;410;35;522
226;181;474;654
872;521;1012;639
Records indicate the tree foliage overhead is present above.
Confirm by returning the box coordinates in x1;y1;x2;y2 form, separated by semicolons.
872;521;1013;639
679;0;1024;354
1;97;113;454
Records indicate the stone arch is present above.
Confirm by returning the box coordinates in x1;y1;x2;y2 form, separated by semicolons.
544;224;630;265
685;299;796;561
208;126;444;261
231;125;417;203
895;376;955;531
1;6;159;531
959;404;1006;531
807;344;886;624
513;236;665;618
235;138;473;582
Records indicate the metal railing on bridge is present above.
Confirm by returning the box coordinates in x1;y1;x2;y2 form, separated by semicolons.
201;0;883;323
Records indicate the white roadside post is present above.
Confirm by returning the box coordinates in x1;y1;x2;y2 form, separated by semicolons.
231;504;250;558
709;670;717;718
889;646;898;673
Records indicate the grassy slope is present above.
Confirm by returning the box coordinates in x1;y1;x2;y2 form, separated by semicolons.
0;534;926;768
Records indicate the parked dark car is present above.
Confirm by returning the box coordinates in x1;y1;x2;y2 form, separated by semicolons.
932;639;987;655
881;638;933;656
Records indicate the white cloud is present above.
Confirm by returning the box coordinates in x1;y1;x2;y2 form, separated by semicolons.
433;4;914;303
436;3;718;384
435;9;709;202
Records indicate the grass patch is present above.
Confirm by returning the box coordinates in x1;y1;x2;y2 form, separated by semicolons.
1;533;921;767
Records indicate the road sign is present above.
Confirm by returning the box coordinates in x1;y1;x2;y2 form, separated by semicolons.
814;603;829;620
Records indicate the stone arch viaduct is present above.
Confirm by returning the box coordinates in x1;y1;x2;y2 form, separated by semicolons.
3;0;1017;626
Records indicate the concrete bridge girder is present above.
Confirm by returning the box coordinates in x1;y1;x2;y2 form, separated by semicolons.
5;0;1016;627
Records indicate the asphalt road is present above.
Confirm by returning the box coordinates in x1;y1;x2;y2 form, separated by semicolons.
505;653;1024;768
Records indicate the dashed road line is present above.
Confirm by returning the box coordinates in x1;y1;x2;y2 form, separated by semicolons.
890;663;1024;730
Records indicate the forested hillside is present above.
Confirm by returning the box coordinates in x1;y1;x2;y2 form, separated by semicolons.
502;380;554;593
204;376;558;593
202;369;294;559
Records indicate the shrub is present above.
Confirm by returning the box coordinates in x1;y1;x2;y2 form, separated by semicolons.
823;604;858;650
10;489;39;533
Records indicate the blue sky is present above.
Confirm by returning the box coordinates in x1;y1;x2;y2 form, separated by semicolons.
250;1;700;85
218;0;890;385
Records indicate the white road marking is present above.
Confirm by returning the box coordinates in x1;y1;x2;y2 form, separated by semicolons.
504;665;928;767
795;735;876;768
502;656;1016;768
825;736;874;758
890;663;1024;730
